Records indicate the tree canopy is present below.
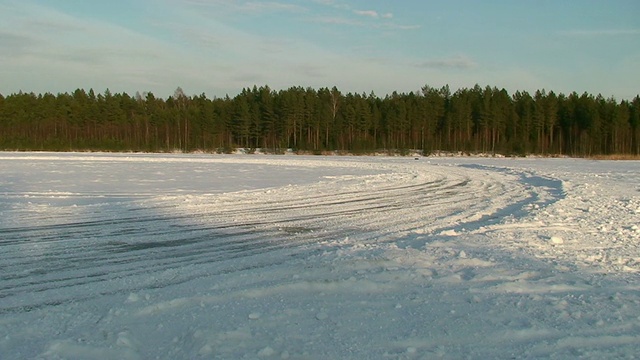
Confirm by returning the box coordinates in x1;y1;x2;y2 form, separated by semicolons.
1;85;638;156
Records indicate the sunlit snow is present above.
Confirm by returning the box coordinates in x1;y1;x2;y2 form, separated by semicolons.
1;152;639;359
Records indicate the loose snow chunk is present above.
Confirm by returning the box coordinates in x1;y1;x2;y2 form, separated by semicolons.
198;344;214;356
42;341;140;360
550;236;564;245
116;331;139;349
258;346;276;357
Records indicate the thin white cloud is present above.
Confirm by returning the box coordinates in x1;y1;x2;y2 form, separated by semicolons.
311;16;364;26
353;9;394;20
418;55;477;69
182;0;306;14
312;2;408;31
380;23;421;31
311;0;350;11
0;31;38;58
559;29;640;37
0;2;201;95
242;1;307;13
354;10;379;18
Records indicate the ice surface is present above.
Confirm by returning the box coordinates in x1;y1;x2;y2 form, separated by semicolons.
1;152;639;359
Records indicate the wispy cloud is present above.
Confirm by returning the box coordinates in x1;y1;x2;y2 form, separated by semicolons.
182;0;306;14
0;31;38;58
242;1;307;13
311;16;364;26
559;29;640;37
0;2;196;94
311;0;350;11
352;9;394;19
311;2;415;31
418;55;477;69
291;63;327;79
380;23;421;31
354;10;379;18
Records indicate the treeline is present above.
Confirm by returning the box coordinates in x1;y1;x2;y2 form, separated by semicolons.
1;84;639;156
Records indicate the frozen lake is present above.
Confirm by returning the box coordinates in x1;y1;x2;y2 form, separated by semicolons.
1;152;639;359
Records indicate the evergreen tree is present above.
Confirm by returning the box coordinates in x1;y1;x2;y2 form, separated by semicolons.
0;84;637;156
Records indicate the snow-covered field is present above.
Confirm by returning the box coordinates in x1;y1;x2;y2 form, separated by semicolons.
1;152;639;359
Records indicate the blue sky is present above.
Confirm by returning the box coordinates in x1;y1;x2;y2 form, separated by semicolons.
0;0;638;99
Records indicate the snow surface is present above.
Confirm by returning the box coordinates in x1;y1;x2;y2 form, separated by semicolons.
1;152;639;359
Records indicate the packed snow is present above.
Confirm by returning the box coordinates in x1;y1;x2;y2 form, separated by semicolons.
1;152;639;359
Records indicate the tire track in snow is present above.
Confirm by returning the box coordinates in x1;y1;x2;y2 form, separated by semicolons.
0;158;560;314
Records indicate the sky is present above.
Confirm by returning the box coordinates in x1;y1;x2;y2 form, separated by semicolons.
0;0;638;100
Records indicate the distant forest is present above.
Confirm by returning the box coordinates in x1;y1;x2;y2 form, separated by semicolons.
1;84;639;156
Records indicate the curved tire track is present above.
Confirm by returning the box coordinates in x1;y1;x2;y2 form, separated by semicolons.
0;158;562;314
